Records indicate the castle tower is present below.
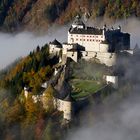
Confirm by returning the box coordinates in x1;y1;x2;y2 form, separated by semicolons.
71;15;85;29
62;93;74;121
49;39;62;55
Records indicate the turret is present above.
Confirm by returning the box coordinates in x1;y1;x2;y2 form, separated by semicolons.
71;15;85;29
49;39;62;55
63;93;74;121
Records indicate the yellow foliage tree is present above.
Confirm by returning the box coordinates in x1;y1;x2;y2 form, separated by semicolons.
42;85;55;113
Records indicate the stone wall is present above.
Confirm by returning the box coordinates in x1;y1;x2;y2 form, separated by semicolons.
66;51;78;62
68;32;105;52
49;44;61;55
53;98;73;121
81;51;117;66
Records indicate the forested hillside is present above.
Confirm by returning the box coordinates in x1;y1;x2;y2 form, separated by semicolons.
0;0;140;31
0;43;65;140
0;43;59;96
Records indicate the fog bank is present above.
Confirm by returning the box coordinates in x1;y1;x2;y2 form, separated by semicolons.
0;25;67;70
67;88;140;140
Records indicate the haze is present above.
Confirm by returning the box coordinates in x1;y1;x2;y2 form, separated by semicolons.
67;51;140;140
0;25;68;70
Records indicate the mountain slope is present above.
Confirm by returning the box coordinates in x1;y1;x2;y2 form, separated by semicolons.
0;0;140;31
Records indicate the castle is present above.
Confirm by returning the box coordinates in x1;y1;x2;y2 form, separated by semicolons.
24;16;132;123
49;15;132;66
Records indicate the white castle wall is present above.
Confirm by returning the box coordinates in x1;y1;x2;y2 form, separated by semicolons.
105;75;118;88
68;32;105;52
62;44;73;53
99;43;109;52
62;44;78;62
54;98;72;121
81;51;117;66
49;44;61;55
97;52;117;66
67;51;78;62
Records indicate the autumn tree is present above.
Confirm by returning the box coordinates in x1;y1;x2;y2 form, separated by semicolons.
5;99;25;126
42;85;55;113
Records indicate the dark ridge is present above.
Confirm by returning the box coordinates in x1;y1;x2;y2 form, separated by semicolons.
0;0;15;26
18;0;38;22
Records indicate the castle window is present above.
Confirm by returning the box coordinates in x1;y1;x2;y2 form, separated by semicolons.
83;39;85;41
93;39;94;41
96;36;98;38
90;39;92;41
80;39;82;41
76;38;78;41
87;39;89;41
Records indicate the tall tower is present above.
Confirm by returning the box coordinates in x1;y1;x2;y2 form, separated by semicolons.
71;15;85;29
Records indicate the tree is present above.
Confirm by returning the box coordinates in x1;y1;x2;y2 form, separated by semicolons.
42;120;54;140
5;99;25;125
42;85;55;113
44;4;58;22
36;45;40;52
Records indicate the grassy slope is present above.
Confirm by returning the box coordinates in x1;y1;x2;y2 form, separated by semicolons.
71;79;104;99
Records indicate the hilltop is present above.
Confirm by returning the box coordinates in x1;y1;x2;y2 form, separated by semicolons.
0;44;65;139
0;0;140;31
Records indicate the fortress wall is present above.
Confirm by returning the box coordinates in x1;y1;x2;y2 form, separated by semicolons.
81;51;97;60
97;52;117;66
54;98;73;121
63;44;73;51
99;43;109;52
81;51;117;66
68;32;104;52
67;51;78;62
84;42;100;52
49;44;61;55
